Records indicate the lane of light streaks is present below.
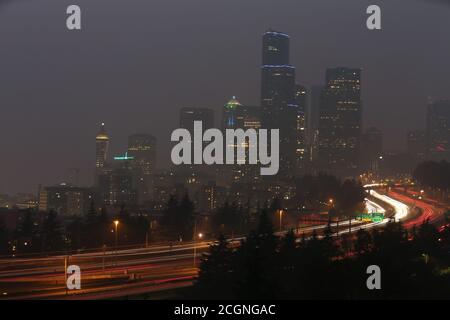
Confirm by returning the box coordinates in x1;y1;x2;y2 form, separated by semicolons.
369;189;409;221
365;198;386;214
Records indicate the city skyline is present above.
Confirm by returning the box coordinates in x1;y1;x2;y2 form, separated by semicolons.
1;0;450;302
1;0;450;194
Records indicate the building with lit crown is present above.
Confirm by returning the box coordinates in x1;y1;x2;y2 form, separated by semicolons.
95;123;109;169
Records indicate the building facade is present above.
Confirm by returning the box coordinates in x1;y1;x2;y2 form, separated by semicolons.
128;134;157;204
318;67;362;177
426;100;450;161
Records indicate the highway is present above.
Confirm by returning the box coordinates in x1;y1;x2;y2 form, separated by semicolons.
0;186;446;300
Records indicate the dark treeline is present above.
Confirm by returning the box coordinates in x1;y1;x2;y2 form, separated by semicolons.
295;174;365;216
0;173;367;255
161;194;196;241
0;203;150;255
414;160;450;193
192;209;450;299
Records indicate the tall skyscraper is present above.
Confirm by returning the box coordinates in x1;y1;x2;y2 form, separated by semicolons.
178;107;215;178
95;123;109;169
309;85;324;139
361;127;383;173
426;100;450;161
128;134;157;204
308;85;323;165
260;29;299;178
180;107;214;133
261;30;295;109
294;85;308;170
222;97;261;130
98;153;137;207
407;130;426;163
222;97;262;183
318;67;362;176
128;134;156;176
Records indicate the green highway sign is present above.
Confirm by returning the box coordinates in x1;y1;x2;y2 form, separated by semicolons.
356;212;385;223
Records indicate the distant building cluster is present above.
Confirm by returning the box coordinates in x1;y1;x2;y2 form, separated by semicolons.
4;30;448;217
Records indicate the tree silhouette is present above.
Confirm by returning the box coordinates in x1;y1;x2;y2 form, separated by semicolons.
14;209;37;253
193;215;450;299
40;210;64;253
0;218;9;254
212;202;239;235
162;194;196;241
194;235;233;299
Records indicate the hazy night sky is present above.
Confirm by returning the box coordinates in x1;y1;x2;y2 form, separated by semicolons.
0;0;449;194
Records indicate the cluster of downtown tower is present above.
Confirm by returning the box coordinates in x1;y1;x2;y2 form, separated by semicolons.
86;29;363;213
36;29;449;216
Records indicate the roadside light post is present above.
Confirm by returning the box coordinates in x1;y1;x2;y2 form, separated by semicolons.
193;219;197;267
114;220;119;266
193;219;203;267
64;256;68;295
278;209;284;232
192;219;201;268
328;200;336;235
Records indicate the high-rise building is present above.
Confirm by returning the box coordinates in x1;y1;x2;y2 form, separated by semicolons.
318;67;362;176
260;30;299;178
222;97;262;183
128;134;156;204
128;134;157;204
309;85;323;139
426;100;450;161
177;107;215;179
407;130;426;164
38;183;95;216
222;97;261;130
308;85;323;165
180;107;214;133
262;30;290;66
128;134;156;176
95;123;109;169
294;85;308;170
261;30;295;110
361;127;383;172
98;153;137;207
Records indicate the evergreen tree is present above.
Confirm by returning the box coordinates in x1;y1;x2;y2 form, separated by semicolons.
194;235;233;299
86;201;98;223
178;193;196;240
14;209;37;253
0;218;9;254
67;216;82;251
41;210;64;253
233;209;280;299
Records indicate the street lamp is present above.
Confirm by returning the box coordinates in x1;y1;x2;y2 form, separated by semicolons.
193;220;203;267
278;209;284;232
113;220;119;266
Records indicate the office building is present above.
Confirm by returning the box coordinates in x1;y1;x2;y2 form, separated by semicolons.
318;67;362;176
426;100;450;161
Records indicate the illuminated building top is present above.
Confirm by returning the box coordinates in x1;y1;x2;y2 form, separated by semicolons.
224;96;242;110
96;122;109;141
